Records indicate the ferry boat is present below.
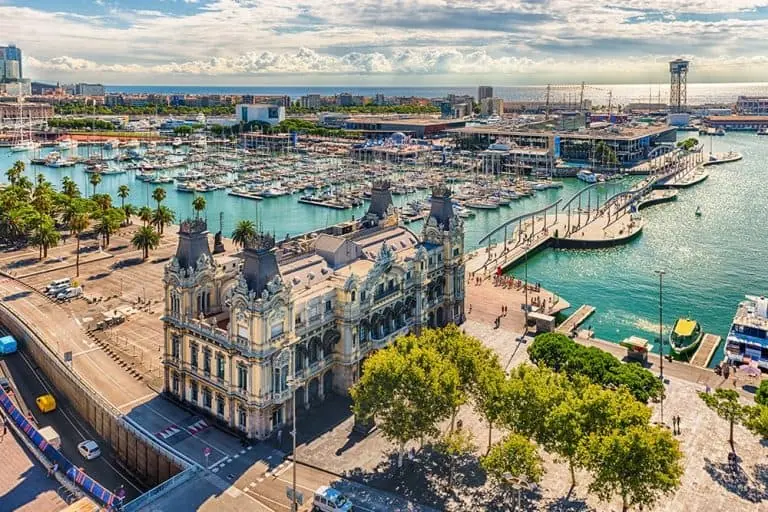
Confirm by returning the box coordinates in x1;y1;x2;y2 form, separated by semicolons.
669;317;703;359
725;295;768;370
576;169;597;183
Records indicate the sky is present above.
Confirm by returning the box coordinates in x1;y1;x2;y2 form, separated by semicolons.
3;0;768;85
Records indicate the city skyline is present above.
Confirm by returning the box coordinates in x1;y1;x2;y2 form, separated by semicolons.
4;1;768;85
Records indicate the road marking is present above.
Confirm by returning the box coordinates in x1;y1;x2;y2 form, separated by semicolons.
17;351;144;493
72;347;100;357
116;392;156;411
274;462;292;477
244;488;288;510
209;455;228;469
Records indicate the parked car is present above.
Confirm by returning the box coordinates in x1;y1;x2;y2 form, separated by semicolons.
56;287;83;301
313;486;354;512
36;394;57;413
0;376;10;392
77;440;101;460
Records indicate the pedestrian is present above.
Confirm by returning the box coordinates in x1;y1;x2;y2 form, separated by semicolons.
277;428;283;447
2;418;6;436
705;384;711;394
677;415;681;434
468;304;472;314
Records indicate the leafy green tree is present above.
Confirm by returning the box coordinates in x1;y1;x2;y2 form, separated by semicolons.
152;205;175;235
132;225;160;260
117;185;130;218
31;178;55;217
542;378;651;488
29;214;60;259
93;208;125;247
89;173;102;196
475;360;508;454
755;380;768;406
350;335;461;467
582;425;683;512
61;176;80;198
138;206;153;226
699;389;748;448
232;219;257;248
192;195;206;219
482;433;544;484
502;365;571;440
174;125;194;137
152;187;167;210
744;405;768;439
69;212;90;277
436;427;476;491
6;161;24;186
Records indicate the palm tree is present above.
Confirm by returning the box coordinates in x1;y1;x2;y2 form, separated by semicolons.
132;225;160;260
92;193;112;211
69;212;89;277
123;204;137;225
232;220;257;248
192;195;206;219
89;173;102;197
16;175;33;192
117;185;130;214
61;176;79;198
152;187;167;210
152;205;175;235
30;215;60;259
5;161;24;186
93;208;124;247
138;206;153;226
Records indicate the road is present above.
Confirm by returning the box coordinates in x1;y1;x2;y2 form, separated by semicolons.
0;342;148;501
244;461;438;512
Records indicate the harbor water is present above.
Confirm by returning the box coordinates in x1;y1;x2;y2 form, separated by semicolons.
2;133;765;364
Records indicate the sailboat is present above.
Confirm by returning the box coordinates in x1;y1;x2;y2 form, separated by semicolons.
10;95;40;152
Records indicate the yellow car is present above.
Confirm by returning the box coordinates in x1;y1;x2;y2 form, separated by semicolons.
36;394;57;413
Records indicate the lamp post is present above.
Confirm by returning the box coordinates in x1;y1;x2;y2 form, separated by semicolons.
654;269;665;425
287;376;298;512
523;242;530;332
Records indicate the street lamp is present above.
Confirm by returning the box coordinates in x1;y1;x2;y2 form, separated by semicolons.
503;473;531;510
523;242;530;332
654;269;665;425
286;376;298;512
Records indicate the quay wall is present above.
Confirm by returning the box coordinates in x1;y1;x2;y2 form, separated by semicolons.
551;226;643;250
637;194;678;210
0;303;186;487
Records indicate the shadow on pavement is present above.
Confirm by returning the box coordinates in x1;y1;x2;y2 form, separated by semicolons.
704;454;768;503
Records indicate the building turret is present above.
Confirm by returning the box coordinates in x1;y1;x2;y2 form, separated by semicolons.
364;180;394;225
241;233;280;296
427;183;456;231
175;219;212;270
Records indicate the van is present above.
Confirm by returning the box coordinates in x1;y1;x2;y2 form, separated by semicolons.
56;287;83;301
46;282;70;296
38;426;61;450
312;486;353;512
45;278;70;293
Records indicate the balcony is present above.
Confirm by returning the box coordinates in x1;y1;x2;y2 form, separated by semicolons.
165;356;181;368
372;325;411;348
374;287;400;303
272;388;292;404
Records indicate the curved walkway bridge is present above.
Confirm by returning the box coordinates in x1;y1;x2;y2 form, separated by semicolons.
466;148;706;277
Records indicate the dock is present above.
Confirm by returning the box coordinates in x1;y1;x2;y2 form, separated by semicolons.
557;304;595;335
690;333;722;368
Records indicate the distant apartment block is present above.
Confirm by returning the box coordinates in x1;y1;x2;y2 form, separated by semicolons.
480;97;504;116
300;94;322;109
478;85;493;102
74;83;106;96
0;44;22;82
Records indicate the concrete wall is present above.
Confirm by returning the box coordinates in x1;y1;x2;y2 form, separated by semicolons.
0;306;184;487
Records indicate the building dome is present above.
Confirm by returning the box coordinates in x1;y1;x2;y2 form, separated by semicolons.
391;132;407;145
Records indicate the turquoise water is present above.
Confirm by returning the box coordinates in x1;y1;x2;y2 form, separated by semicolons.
2;134;763;363
520;133;768;363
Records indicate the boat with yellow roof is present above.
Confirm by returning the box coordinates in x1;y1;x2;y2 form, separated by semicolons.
669;317;703;359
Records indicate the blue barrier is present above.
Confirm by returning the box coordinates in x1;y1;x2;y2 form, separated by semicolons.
0;388;123;509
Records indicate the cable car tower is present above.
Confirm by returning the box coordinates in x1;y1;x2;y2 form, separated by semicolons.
669;59;689;113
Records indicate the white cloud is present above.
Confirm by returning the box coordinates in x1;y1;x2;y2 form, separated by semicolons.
6;0;768;83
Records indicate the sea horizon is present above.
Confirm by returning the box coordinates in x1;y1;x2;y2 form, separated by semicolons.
105;82;768;105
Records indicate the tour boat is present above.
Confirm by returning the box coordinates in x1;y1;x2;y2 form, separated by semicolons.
725;295;768;370
669;317;703;359
576;169;598;183
695;206;702;217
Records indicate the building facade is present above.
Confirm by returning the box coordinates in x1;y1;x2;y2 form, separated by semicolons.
162;183;465;439
236;104;285;126
736;96;768;115
74;83;106;96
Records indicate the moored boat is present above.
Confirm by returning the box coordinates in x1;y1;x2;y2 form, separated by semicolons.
669;317;702;359
725;295;768;371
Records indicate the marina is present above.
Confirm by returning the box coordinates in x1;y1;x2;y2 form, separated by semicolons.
0;129;758;370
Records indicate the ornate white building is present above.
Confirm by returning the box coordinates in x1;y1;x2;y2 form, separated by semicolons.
162;182;465;439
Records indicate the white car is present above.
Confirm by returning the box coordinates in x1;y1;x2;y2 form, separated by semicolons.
77;440;101;460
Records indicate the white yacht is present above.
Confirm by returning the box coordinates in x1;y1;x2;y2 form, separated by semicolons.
172;137;183;147
58;138;78;150
576;169;598;183
10;140;40;152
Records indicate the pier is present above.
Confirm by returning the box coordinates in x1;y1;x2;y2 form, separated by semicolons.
690;333;722;368
467;146;707;278
556;304;595;335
